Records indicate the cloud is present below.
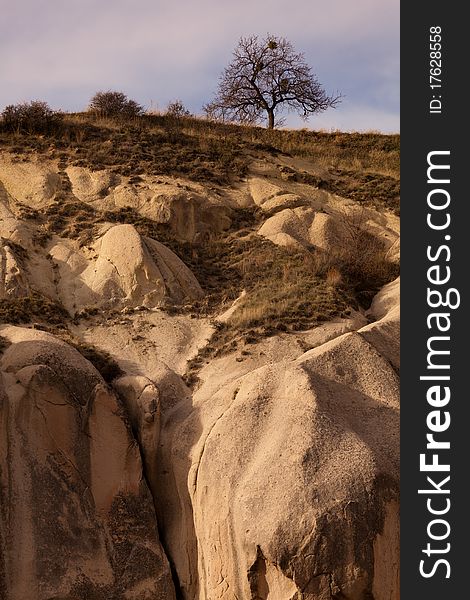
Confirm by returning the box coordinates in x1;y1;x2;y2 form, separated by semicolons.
0;0;399;131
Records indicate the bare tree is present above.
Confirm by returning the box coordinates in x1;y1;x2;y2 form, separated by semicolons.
204;34;341;129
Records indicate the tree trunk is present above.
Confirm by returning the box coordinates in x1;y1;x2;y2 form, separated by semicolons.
267;109;275;129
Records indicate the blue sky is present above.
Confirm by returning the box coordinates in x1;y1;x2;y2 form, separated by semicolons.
0;0;399;132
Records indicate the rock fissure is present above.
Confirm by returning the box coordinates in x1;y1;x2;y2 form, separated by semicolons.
192;387;240;494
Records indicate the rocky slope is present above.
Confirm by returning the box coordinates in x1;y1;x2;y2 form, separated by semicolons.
0;122;399;600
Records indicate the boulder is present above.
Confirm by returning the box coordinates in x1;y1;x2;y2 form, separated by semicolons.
0;326;176;600
0;154;61;209
49;224;203;314
155;287;400;599
0;243;29;298
258;207;316;248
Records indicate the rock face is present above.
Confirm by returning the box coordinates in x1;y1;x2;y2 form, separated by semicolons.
0;326;176;600
258;206;316;248
0;149;400;600
0;155;61;209
0;221;203;315
50;224;203;314
0;242;29;298
65;166;233;242
155;282;400;600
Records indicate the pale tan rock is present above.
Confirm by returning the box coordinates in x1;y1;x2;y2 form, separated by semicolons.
258;206;316;248
367;277;400;321
0;243;29;298
156;287;399;599
385;237;400;264
248;177;284;206
259;208;353;252
0;181;38;249
0;150;401;600
67;166;233;242
262;193;308;214
113;375;161;498
73;310;214;379
138;191;231;242
0;154;61;208
66;165;119;201
308;211;349;251
0;326;176;600
49;224;203;314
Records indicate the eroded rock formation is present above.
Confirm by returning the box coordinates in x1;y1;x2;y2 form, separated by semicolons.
0;148;400;599
0;327;175;600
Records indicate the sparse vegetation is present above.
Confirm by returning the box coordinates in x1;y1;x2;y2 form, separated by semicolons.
0;108;398;389
0;293;69;326
66;339;123;382
182;209;398;386
0;112;398;184
327;168;400;214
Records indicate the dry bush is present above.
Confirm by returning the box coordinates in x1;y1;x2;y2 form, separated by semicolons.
313;208;399;304
0;101;63;134
166;99;191;118
326;266;342;287
88;91;144;119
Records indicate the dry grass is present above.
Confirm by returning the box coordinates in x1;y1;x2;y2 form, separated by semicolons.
183;209;398;386
0;293;69;326
0;112;399;184
0;113;248;184
0;112;399;386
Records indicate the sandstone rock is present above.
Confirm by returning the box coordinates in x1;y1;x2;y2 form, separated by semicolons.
248;177;284;206
133;191;232;242
49;224;203;314
258;206;316;248
0;149;400;600
0;154;61;208
113;375;161;500
308;211;350;252
0;243;29;298
0;181;37;249
155;288;400;599
262;193;309;214
67;166;232;242
385;237;400;264
367;277;400;322
65;166;119;202
0;326;176;600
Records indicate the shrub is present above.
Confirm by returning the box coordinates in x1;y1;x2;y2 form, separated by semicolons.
0;101;63;134
88;91;144;119
166;99;191;118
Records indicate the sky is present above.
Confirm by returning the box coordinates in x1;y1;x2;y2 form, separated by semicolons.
0;0;399;132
